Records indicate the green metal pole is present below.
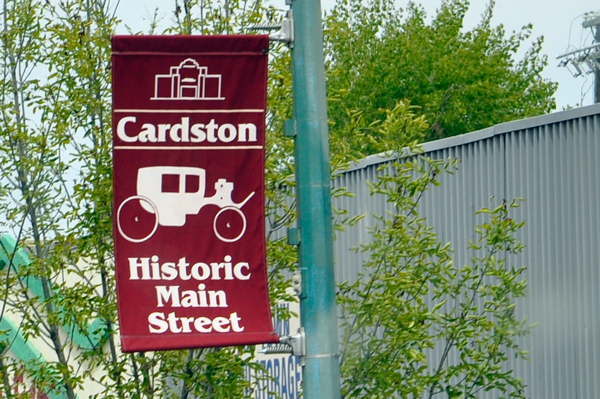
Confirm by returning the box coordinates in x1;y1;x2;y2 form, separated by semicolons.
290;0;342;398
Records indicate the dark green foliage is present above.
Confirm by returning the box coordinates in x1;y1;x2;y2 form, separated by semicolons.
326;0;557;145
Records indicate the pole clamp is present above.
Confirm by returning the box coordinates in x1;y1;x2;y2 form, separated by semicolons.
279;328;305;357
269;10;294;47
260;328;305;365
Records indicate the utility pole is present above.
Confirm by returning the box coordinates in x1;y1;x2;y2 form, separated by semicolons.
582;13;600;102
289;0;342;397
557;12;600;103
590;17;600;102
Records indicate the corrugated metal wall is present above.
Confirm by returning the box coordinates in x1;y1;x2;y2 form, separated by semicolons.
331;103;600;399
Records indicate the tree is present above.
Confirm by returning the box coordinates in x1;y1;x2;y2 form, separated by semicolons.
336;103;529;399
325;0;558;146
0;1;97;397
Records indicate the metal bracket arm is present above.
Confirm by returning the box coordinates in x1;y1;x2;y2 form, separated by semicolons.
260;328;305;360
279;329;305;357
269;10;294;47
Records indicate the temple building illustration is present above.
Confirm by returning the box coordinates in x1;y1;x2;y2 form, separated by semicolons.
152;58;224;100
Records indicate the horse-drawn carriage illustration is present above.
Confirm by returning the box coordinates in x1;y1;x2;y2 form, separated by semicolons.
117;166;254;243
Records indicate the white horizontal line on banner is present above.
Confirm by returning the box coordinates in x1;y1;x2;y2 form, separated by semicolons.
113;146;264;150
113;109;264;113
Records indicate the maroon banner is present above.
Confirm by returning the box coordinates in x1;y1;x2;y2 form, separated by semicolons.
111;35;278;352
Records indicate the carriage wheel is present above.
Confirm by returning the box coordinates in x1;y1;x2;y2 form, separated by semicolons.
213;206;247;243
117;196;159;243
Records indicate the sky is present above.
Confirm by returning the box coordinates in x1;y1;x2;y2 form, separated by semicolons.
115;0;599;110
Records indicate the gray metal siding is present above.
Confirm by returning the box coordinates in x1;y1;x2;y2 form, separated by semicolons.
330;103;600;399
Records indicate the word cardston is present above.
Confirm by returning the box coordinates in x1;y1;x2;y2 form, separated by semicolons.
111;35;278;352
